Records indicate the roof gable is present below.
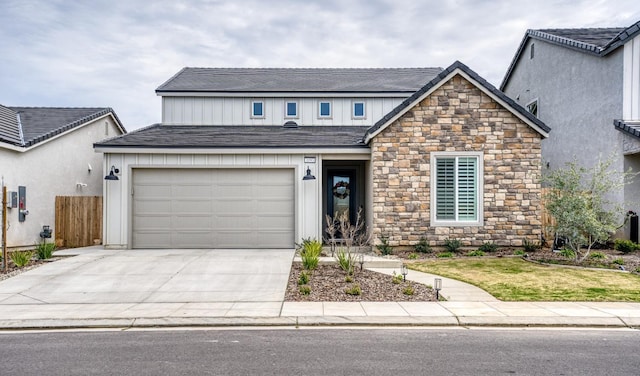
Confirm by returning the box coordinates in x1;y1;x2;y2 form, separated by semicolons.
0;106;126;149
501;21;640;90
364;61;550;143
156;67;443;94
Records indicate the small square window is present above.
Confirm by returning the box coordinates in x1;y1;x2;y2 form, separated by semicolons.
252;101;264;118
353;101;365;118
286;101;298;118
319;101;331;118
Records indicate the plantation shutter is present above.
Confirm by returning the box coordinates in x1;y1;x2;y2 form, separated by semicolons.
436;158;455;220
435;156;478;222
457;157;477;221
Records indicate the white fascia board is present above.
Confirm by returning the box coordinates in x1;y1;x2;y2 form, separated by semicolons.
94;146;371;156
156;91;412;98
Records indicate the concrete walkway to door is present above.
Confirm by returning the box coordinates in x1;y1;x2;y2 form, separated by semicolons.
0;247;295;319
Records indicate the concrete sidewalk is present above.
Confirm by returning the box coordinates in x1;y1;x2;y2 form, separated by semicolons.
0;247;638;330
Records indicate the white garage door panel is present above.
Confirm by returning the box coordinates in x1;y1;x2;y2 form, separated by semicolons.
132;168;294;249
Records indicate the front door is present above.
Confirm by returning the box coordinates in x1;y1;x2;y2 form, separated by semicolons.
327;170;356;226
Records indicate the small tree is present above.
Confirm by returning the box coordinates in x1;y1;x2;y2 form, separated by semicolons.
544;155;636;263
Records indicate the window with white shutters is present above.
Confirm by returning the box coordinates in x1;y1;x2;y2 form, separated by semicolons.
431;153;483;226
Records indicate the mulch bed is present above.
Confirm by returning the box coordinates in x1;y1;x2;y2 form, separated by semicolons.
285;263;437;302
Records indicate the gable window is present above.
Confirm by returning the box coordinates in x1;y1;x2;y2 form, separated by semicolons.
530;43;535;59
430;152;483;226
353;101;365;118
526;99;538;117
285;101;298;118
319;101;331;118
252;101;264;118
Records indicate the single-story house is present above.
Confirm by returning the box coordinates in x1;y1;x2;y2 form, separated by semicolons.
0;105;126;249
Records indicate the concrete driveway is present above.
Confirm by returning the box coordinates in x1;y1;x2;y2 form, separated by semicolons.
0;247;295;319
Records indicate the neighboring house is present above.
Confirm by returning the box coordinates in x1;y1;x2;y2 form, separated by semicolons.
501;21;640;239
0;105;126;249
95;61;549;250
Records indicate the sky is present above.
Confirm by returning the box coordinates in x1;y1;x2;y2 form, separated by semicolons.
1;0;639;131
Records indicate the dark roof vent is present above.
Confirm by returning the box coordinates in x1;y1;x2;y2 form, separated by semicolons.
283;121;298;128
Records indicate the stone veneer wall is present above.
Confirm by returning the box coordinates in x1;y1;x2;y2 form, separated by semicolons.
370;75;543;247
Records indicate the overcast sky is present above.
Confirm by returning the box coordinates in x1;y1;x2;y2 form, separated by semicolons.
1;0;639;131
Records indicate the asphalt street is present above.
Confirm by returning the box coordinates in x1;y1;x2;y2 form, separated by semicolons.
1;328;639;375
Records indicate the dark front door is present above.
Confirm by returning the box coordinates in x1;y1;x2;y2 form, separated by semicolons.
327;170;356;225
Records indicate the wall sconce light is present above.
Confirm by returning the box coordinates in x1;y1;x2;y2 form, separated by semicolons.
104;166;119;181
302;166;316;180
434;278;442;300
401;264;408;282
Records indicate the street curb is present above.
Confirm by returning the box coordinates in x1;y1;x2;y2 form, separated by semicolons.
0;316;636;331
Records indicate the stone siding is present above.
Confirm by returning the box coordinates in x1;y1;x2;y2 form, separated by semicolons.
371;75;543;247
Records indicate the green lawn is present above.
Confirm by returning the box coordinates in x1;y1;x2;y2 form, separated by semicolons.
409;258;640;302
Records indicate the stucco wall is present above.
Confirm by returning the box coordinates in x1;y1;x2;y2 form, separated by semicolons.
370;75;543;247
502;39;630;211
0;116;122;249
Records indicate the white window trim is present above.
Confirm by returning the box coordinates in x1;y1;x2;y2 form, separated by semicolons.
251;100;265;119
526;98;538;117
285;101;298;118
318;100;332;119
430;151;484;227
352;100;366;119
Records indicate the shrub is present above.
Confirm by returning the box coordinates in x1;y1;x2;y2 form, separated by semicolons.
414;237;431;253
36;242;56;260
514;249;526;256
345;284;361;296
300;238;322;270
443;239;462;253
589;251;606;260
10;251;33;268
437;251;454;258
523;239;542;252
298;271;310;285
345;275;353;283
376;235;393;255
468;250;485;257
391;272;403;284
612;258;625;265
614;239;638;254
336;249;356;275
559;248;576;259
403;284;415;296
478;242;499;253
408;253;418;260
299;285;311;295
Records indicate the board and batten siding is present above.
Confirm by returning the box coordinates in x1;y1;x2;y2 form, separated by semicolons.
161;96;406;126
103;153;321;249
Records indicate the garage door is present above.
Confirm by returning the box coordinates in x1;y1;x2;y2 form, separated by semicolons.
132;168;294;249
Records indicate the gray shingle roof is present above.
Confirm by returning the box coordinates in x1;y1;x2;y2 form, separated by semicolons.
94;124;369;149
500;20;640;90
614;119;640;139
0;106;125;148
156;68;443;93
365;61;550;141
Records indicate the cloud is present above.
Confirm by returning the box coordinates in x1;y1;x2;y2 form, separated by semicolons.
0;0;639;130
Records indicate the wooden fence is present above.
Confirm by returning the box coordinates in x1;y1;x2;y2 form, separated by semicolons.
54;196;102;248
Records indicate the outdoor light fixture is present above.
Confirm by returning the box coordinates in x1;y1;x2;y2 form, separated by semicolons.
434;278;442;300
401;264;408;282
358;253;365;271
302;166;316;180
104;166;119;181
